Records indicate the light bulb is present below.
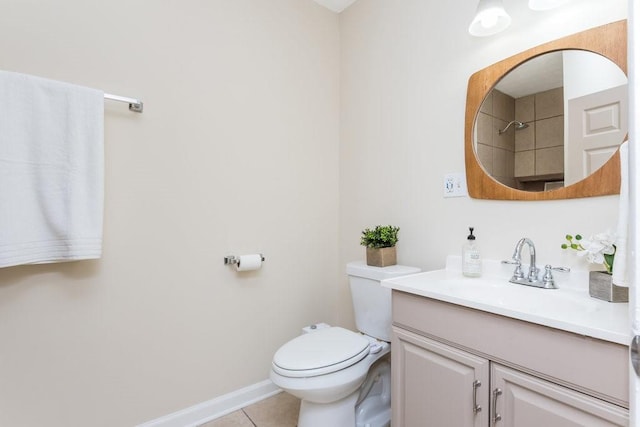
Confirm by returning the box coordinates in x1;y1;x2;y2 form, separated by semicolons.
469;0;511;37
468;0;511;37
480;13;498;29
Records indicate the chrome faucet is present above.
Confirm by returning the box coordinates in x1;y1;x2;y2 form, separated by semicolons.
502;238;565;289
512;237;538;282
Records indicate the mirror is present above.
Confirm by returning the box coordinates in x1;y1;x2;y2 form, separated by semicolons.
476;51;627;191
465;20;627;200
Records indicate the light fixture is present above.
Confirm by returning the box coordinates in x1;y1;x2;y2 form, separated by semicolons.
528;0;569;10
468;0;512;37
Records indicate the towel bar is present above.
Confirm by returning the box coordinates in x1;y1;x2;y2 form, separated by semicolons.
104;93;143;113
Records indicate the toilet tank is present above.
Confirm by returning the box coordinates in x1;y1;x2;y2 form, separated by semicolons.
346;261;420;342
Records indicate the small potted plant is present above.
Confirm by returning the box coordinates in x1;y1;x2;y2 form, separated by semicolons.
561;232;627;302
360;225;400;267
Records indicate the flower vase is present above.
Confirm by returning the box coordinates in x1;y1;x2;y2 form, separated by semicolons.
366;247;397;267
589;271;628;303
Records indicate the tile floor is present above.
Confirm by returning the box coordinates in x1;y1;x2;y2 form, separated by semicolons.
199;392;300;427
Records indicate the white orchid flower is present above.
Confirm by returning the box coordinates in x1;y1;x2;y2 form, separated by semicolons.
577;246;604;264
565;230;616;273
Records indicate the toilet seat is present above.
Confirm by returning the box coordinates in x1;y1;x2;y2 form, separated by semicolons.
272;327;370;378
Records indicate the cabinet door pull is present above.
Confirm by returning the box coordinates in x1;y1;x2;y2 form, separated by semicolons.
492;388;502;424
631;335;640;377
472;380;482;414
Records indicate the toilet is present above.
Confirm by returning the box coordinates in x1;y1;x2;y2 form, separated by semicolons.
270;261;420;427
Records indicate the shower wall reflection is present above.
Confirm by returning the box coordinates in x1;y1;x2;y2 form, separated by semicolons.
476;87;564;191
515;87;564;191
476;89;517;188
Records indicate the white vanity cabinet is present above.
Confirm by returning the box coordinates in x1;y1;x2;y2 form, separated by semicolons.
391;291;629;427
491;364;627;426
392;327;489;426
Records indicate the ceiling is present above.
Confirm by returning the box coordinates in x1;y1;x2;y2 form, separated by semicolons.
313;0;358;13
495;52;564;98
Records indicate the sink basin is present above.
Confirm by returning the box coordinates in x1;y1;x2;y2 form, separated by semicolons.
435;271;601;311
382;256;629;345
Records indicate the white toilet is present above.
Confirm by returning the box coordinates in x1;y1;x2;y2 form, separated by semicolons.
270;261;420;427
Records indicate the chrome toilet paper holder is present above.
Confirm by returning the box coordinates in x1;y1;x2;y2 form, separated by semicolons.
224;254;265;266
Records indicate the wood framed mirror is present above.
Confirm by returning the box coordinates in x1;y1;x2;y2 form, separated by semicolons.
465;20;627;200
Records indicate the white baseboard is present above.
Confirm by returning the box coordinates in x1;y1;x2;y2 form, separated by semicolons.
137;379;281;427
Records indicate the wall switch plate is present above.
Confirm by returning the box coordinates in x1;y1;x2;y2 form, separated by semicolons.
443;172;467;198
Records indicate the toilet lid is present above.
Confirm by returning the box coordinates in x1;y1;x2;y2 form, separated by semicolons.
272;327;370;378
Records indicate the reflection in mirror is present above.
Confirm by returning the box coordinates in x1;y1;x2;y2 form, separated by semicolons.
474;50;627;192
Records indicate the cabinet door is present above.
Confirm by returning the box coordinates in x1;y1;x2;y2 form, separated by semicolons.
392;327;489;427
491;364;628;427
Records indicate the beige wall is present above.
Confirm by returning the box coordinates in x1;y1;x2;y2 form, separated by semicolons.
0;1;340;426
338;0;627;328
0;0;630;425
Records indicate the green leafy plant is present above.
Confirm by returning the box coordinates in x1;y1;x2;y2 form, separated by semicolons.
360;225;400;248
561;232;616;274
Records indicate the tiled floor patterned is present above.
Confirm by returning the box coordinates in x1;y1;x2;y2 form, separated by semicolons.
199;392;300;427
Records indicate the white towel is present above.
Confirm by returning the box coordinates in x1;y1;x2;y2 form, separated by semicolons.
612;141;629;287
0;71;104;268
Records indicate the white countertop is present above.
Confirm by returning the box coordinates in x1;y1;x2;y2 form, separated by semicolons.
382;256;630;345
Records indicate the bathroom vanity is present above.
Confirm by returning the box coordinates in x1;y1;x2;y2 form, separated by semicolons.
382;259;629;426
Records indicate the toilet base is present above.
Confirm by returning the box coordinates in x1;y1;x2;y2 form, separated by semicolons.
355;359;391;427
298;391;359;427
296;358;391;427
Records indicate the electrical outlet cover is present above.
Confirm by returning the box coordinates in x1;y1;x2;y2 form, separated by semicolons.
443;173;467;198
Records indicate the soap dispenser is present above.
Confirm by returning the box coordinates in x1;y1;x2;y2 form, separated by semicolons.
462;227;481;277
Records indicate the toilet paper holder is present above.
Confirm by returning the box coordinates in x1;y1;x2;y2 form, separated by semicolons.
224;254;265;266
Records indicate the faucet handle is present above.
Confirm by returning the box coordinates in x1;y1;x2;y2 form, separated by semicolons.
542;265;570;289
502;259;525;280
544;265;570;276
